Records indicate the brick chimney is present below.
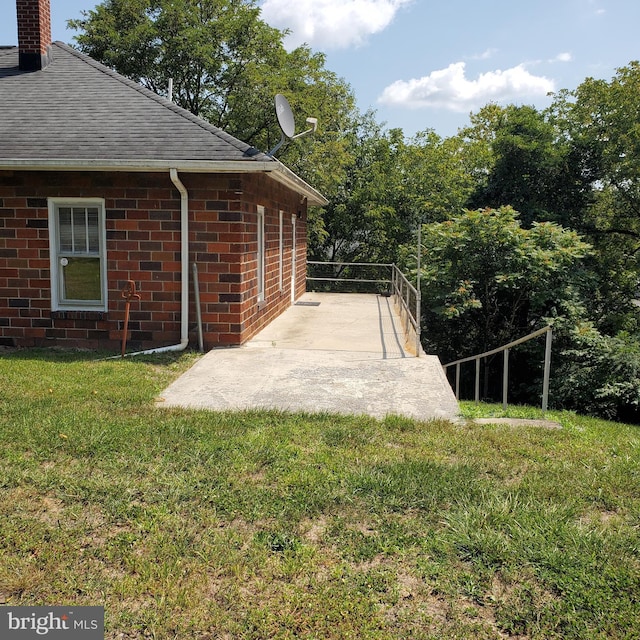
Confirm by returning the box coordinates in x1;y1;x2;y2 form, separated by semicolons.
16;0;52;71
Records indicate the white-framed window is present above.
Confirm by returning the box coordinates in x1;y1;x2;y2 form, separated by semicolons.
257;205;265;303
48;198;107;311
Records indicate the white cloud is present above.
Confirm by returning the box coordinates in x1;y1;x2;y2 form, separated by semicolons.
378;62;555;112
587;0;606;15
260;0;412;50
470;48;498;61
552;52;573;63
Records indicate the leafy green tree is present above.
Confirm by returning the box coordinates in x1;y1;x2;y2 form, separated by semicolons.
310;123;477;266
309;118;410;265
551;62;640;238
68;0;356;173
553;322;640;421
465;105;577;227
549;62;640;332
403;207;592;363
402;129;479;224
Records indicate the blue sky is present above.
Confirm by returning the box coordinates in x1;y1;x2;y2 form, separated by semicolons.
2;1;639;138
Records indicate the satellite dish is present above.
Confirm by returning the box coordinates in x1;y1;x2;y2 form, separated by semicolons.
268;94;318;157
275;94;296;139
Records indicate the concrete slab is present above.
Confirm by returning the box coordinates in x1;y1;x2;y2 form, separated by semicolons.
158;292;460;421
473;418;562;429
248;292;408;357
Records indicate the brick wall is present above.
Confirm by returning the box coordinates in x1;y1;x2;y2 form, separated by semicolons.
16;0;52;70
0;170;307;351
17;0;51;56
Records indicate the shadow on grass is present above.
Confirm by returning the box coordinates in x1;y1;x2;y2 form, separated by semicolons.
0;346;197;365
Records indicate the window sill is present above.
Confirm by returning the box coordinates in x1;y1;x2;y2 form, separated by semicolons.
51;310;107;321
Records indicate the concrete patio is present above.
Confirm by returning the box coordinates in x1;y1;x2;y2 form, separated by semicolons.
158;292;459;421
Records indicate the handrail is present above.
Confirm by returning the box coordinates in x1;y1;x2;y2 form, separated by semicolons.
307;261;393;287
391;265;421;357
308;261;393;268
445;326;551;367
443;326;553;411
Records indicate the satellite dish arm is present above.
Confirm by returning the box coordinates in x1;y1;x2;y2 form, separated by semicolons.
291;117;318;140
267;120;317;157
267;94;318;157
267;131;286;158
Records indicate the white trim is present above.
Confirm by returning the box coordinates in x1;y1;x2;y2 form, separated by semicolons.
257;205;265;304
3;158;275;172
278;210;284;292
0;158;328;206
48;197;107;312
290;214;297;304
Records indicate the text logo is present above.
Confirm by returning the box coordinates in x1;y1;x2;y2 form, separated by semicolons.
2;607;104;639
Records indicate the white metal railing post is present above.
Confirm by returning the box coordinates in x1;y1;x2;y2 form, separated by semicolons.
444;326;552;411
455;363;461;400
416;287;421;357
416;223;421;358
502;348;510;410
542;328;552;412
404;280;409;336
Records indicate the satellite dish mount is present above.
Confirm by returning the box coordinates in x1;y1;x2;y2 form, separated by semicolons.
267;94;318;157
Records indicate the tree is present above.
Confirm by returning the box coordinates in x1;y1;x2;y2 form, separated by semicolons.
310;123;477;266
552;322;640;421
549;62;640;333
309;118;407;265
403;207;592;363
68;0;356;176
402;129;479;224
464;105;576;228
550;62;640;240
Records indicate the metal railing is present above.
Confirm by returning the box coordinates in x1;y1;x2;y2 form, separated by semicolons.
391;265;421;357
442;326;553;411
306;261;393;290
307;261;421;357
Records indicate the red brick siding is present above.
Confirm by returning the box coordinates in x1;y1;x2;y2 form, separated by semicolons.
0;170;308;351
16;0;51;56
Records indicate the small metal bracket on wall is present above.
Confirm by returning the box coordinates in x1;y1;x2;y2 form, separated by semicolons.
121;280;141;357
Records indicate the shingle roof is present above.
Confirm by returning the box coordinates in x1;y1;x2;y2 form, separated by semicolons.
0;42;327;205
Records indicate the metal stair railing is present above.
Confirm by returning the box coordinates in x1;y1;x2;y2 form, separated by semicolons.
442;326;553;411
390;265;421;357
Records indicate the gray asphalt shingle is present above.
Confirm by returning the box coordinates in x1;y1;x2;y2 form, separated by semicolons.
0;42;272;164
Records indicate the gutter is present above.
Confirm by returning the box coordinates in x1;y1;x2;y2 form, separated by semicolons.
0;158;328;206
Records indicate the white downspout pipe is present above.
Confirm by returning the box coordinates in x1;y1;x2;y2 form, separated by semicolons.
171;168;190;348
116;169;190;357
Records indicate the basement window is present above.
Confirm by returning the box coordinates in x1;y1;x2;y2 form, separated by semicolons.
48;198;107;311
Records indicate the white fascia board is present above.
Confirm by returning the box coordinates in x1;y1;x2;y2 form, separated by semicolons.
0;158;328;206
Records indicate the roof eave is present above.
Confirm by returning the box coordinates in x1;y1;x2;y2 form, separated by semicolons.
0;158;328;206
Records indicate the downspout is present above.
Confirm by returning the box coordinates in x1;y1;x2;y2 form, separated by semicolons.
118;169;190;357
171;168;190;349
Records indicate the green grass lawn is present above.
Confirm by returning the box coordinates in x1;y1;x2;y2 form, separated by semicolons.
1;349;639;639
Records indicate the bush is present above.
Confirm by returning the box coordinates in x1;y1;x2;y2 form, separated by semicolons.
553;323;640;421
